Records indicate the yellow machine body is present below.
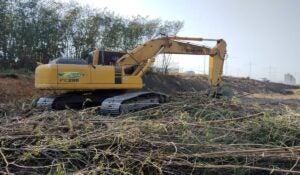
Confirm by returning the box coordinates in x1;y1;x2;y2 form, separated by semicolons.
35;36;227;92
35;64;143;90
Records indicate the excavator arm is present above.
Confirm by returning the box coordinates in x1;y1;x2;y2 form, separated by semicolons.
116;36;227;90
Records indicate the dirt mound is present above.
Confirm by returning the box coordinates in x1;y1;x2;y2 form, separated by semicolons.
143;73;299;95
143;73;209;93
0;72;298;103
0;73;19;79
0;75;37;103
222;76;298;94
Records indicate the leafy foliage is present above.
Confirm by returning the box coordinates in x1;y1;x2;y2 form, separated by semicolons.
0;0;183;70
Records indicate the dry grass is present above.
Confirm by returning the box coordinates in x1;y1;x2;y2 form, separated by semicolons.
0;92;300;174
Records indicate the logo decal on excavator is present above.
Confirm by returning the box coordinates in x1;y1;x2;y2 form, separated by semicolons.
58;72;82;79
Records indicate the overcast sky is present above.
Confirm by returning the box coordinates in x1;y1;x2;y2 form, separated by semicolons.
73;0;300;83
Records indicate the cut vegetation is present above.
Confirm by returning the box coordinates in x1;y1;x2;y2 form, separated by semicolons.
0;73;300;174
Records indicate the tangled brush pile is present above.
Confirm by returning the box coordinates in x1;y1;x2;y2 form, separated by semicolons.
0;92;299;174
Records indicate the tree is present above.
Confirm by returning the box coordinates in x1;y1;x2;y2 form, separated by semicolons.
0;0;184;70
157;21;183;74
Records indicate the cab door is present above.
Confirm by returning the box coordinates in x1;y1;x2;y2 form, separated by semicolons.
57;64;90;84
90;65;115;84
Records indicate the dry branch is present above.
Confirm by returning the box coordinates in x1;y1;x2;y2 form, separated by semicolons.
0;92;299;174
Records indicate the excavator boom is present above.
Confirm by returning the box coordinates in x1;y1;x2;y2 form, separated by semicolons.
116;36;227;87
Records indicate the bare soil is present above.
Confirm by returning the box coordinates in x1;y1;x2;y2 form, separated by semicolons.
0;74;37;103
0;72;299;104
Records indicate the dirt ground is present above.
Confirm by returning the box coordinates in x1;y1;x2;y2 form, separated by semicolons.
0;74;38;103
242;89;300;110
0;72;299;107
144;73;299;95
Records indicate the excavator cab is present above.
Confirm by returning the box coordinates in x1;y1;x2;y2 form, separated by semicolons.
85;49;125;66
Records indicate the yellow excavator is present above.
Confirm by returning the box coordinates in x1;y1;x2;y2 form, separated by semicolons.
35;36;227;114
